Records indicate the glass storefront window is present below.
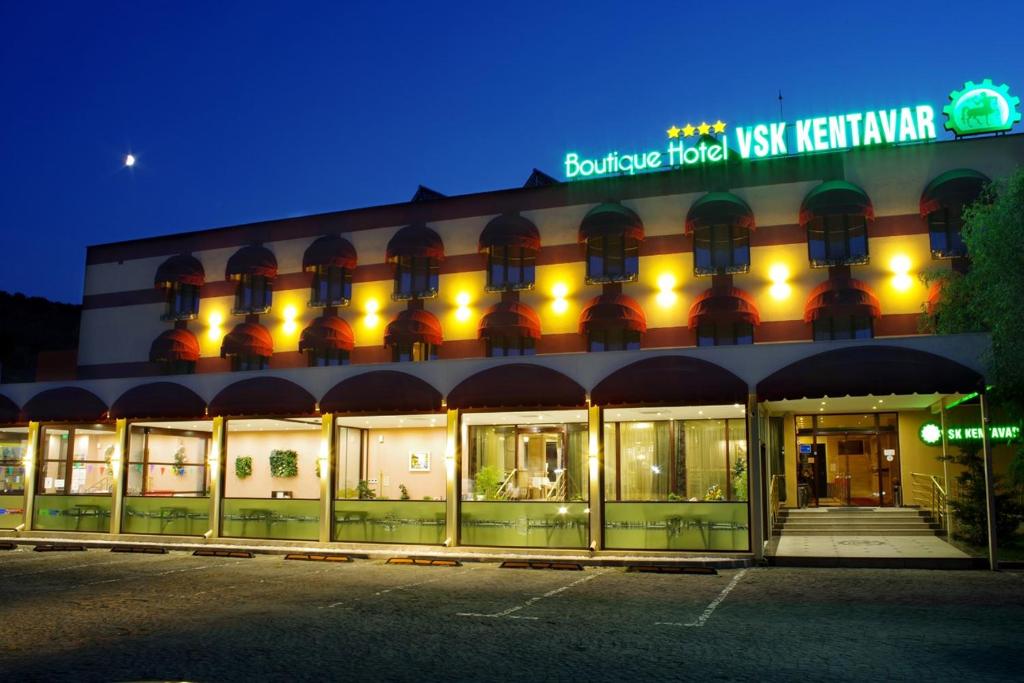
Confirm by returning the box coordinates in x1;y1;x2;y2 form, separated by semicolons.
37;425;117;495
0;427;28;530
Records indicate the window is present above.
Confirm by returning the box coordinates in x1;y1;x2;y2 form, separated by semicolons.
307;348;349;367
697;322;753;347
394;256;438;300
586;234;639;283
230;354;268;371
486;335;536;357
928;206;968;258
310;266;352;307
812;315;873;341
37;426;117;495
807;213;869;267
693;223;751;275
0;428;28;497
160;359;196;375
487;246;536;290
162;283;200;321
233;274;272;314
392;341;436;362
588;329;641;352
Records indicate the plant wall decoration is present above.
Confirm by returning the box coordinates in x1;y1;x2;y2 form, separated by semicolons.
269;450;299;478
235;456;253;479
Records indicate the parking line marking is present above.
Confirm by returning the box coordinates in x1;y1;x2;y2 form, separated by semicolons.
4;556;147;579
458;568;609;619
656;569;747;628
321;566;474;610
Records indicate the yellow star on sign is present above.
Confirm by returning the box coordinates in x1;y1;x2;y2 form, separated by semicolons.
667;125;681;139
697;121;711;135
681;123;696;137
712;120;727;134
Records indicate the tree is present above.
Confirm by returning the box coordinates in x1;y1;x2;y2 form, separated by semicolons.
922;167;1024;487
943;441;1023;547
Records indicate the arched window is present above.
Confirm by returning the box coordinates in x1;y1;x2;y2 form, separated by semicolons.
800;181;873;268
579;203;644;284
580;292;646;352
688;286;759;347
303;235;357;306
149;328;200;375
299;314;353;367
686;193;755;276
479;214;540;291
479;299;541;357
920;169;989;259
221;322;273;371
226;245;277;314
154;254;204;321
385;305;442;363
386;225;444;300
804;278;880;342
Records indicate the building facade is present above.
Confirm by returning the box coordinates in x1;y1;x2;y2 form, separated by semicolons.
0;130;1021;559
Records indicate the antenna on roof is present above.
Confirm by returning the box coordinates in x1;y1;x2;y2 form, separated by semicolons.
523;168;558;188
411;185;445;202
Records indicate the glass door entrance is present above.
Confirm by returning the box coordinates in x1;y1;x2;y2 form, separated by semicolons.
517;430;566;500
795;413;900;507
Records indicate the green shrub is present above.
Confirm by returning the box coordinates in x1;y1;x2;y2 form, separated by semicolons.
234;456;252;479
474;466;503;500
269;450;298;478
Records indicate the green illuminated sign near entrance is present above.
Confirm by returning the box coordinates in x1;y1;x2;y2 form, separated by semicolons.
564;78;1019;180
919;421;1020;446
943;79;1021;137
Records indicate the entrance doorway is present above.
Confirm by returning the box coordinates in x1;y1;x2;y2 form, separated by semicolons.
795;413;900;507
517;429;566;500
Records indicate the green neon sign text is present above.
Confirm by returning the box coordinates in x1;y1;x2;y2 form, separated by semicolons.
919;421;1020;446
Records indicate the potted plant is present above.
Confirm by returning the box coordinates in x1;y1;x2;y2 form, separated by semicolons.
356;480;376;500
172;445;187;477
474;466;503;500
399;484;410;500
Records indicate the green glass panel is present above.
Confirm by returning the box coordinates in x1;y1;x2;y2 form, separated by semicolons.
33;495;112;532
334;501;446;545
460;501;588;549
0;494;25;529
604;502;749;551
123;497;210;536
221;498;319;541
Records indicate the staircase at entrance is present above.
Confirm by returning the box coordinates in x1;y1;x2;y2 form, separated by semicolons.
774;507;942;536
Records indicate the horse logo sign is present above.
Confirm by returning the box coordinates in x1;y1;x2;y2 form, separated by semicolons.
943;79;1021;136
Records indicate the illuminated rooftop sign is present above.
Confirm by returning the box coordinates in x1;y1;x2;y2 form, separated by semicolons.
564;79;1019;180
919;421;1020;446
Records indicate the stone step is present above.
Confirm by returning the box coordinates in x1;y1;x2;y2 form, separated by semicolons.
777;522;939;531
778;512;929;520
777;528;941;536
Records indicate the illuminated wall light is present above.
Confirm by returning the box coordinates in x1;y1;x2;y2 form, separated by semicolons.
282;305;298;334
890;254;913;291
655;273;677;307
455;292;471;322
207;312;224;341
552;283;569;314
364;299;380;327
768;263;791;300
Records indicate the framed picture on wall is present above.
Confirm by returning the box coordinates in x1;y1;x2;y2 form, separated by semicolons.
409;451;430;472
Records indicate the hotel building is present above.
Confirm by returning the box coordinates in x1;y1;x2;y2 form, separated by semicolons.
0;125;1020;561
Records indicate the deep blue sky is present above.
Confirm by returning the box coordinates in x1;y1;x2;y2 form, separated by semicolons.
2;1;1022;303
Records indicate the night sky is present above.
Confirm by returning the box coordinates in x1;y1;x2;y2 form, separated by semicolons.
1;1;1022;303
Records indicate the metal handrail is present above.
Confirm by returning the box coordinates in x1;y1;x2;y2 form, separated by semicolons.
768;474;782;535
909;472;947;532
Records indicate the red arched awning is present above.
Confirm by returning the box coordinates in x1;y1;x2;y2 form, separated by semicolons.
592;355;748;407
684;192;756;234
757;346;982;401
154;254;205;288
221;322;274;359
299;314;354;353
919;168;990;217
21;387;108;422
448;364;586;410
384;308;443;348
478;214;541;253
578;203;645;244
385;224;445;262
321;371;443;414
478;300;542;341
209;377;316;417
302;235;357;271
688;287;760;328
804;278;881;322
225;244;278;280
799;180;874;227
150;328;201;364
0;394;20;424
579;293;647;335
110;382;207;420
926;281;942;316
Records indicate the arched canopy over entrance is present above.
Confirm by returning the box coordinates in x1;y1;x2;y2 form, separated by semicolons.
21;387;108;422
110;382;207;421
447;364;586;411
208;377;316;417
756;345;982;401
321;371;442;414
591;355;748;407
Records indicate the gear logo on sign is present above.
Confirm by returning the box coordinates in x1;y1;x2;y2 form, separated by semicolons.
919;422;943;446
943;79;1021;136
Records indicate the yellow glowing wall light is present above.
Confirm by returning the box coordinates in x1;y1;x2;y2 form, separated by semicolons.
282;304;299;334
364;298;381;328
890;254;913;291
551;282;570;314
769;263;792;300
455;292;472;322
655;273;678;308
207;311;225;341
